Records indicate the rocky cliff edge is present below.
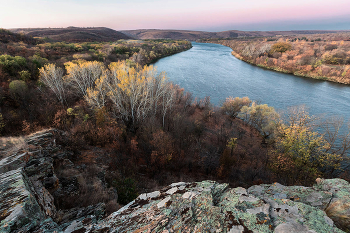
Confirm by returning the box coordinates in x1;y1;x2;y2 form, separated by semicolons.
0;129;350;232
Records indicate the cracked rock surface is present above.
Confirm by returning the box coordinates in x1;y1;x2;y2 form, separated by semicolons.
84;180;349;233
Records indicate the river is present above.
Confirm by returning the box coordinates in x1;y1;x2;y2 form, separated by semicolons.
154;42;350;122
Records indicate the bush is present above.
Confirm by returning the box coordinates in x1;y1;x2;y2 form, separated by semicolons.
19;70;31;81
325;44;338;51
0;113;5;135
323;54;342;65
112;178;138;205
9;80;27;97
270;122;342;185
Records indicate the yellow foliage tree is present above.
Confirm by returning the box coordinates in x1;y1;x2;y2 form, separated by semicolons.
65;60;105;97
85;61;175;127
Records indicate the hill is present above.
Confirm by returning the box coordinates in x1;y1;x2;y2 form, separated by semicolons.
7;27;347;42
0;28;38;44
121;29;215;40
121;29;350;40
9;27;133;42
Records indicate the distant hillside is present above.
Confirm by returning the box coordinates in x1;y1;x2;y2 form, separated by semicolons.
121;29;214;40
9;27;133;42
121;29;349;40
0;28;38;44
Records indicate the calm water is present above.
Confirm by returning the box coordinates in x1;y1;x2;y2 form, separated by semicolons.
155;42;350;120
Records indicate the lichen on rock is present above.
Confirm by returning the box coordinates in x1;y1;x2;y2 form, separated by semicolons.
86;180;347;233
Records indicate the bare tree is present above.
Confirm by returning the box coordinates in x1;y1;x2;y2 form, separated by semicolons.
242;44;256;57
257;44;272;56
320;116;350;157
39;64;66;105
160;83;176;128
283;105;319;129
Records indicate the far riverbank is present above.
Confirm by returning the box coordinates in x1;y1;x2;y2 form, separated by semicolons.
202;37;350;85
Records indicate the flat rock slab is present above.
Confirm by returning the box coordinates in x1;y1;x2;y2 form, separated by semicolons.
0;168;44;232
84;180;346;233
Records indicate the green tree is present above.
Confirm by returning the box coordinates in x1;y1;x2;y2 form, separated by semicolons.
112;178;138;205
0;55;27;76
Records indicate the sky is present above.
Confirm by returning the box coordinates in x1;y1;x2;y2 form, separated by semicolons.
0;0;350;31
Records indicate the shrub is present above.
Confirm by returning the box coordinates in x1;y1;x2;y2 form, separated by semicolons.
112;178;138;205
0;113;5;135
325;44;338;51
19;70;31;81
9;80;27;97
323;54;341;65
270;122;342;185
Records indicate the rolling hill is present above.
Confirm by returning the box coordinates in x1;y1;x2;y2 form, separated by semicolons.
121;29;350;40
9;27;133;42
6;27;350;43
0;28;38;44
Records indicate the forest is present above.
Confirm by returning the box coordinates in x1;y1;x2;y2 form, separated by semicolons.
202;32;350;84
1;29;350;215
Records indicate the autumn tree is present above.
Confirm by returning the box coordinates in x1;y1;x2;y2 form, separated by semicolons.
85;61;176;129
221;96;252;118
85;72;109;109
270;106;342;185
238;102;280;142
269;42;292;54
65;60;105;97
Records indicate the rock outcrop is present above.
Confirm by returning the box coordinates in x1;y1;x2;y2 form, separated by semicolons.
84;180;349;233
0;129;59;232
1;129;350;232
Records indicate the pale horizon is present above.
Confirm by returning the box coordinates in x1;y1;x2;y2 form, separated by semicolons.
1;0;350;32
